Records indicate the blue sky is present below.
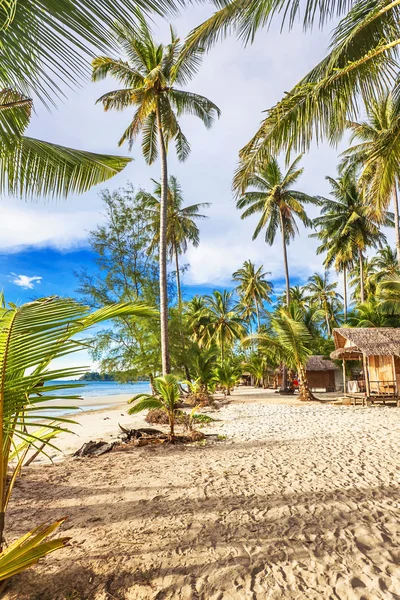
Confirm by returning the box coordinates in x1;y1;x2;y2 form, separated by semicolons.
1;246;234;305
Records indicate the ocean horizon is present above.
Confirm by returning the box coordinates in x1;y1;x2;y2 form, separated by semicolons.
46;380;151;399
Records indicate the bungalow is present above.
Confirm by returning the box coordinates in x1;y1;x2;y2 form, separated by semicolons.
331;327;400;406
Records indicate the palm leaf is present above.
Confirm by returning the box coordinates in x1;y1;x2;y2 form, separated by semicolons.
1;137;132;198
0;519;69;581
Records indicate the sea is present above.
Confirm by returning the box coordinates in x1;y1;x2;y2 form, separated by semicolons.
40;380;151;417
47;380;151;398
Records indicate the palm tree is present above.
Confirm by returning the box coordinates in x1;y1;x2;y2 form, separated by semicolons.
181;2;400;186
128;375;180;441
371;246;400;281
213;360;241;396
347;299;400;328
349;257;379;304
236;156;317;305
312;229;354;322
313;169;391;304
271;309;315;402
204;290;247;362
185;296;212;347
187;345;218;393
140;176;210;308
243;354;269;388
305;272;342;336
342;92;400;265
92;19;220;375
252;308;315;401
232;260;273;330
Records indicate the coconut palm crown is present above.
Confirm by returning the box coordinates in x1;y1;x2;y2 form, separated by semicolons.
236;155;318;304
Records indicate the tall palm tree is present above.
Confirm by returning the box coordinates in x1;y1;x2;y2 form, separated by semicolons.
180;2;400;186
140;176;210;308
312;230;354;322
342;92;400;265
204;290;246;362
252;307;315;401
92;19;220;375
305;272;342;336
236;155;317;305
349;257;379;304
313;169;391;304
232;260;273;330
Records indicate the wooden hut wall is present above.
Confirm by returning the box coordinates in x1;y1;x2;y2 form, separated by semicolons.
307;370;335;391
368;355;396;393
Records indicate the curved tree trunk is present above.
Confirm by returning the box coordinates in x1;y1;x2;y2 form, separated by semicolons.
393;183;400;266
298;364;316;401
343;265;348;322
359;251;365;304
156;106;170;375
279;210;290;305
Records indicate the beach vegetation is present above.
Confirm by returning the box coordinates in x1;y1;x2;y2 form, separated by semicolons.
0;295;154;581
128;374;180;440
213;360;241;396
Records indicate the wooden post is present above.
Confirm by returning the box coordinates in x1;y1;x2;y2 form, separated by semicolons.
392;355;397;400
342;359;346;394
363;354;370;406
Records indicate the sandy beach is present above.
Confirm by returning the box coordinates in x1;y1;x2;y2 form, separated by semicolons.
5;387;400;599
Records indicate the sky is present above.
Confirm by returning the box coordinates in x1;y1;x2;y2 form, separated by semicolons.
0;4;394;366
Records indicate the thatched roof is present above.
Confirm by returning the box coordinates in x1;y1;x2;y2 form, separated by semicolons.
306;355;339;372
331;328;400;360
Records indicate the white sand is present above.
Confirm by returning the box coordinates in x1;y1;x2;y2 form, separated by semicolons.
5;387;400;599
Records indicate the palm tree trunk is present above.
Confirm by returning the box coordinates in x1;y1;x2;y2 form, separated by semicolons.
343;266;348;321
168;414;175;442
359;251;365;304
298;364;315;401
156;106;170;375
325;313;331;337
174;242;182;310
174;242;191;380
255;300;261;330
393;183;400;266
279;210;290;391
279;210;290;305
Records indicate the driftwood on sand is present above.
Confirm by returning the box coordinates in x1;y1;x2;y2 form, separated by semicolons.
73;425;206;457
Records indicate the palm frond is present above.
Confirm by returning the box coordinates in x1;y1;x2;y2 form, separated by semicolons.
1;137;132;198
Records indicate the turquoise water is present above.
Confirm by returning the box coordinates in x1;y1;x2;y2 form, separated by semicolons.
39;380;151;417
46;380;151;398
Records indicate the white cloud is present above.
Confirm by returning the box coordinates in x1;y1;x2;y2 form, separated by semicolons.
10;273;42;289
0;202;106;251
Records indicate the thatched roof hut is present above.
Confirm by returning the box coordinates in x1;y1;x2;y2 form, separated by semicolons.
331;328;400;360
306;355;341;392
331;328;400;405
